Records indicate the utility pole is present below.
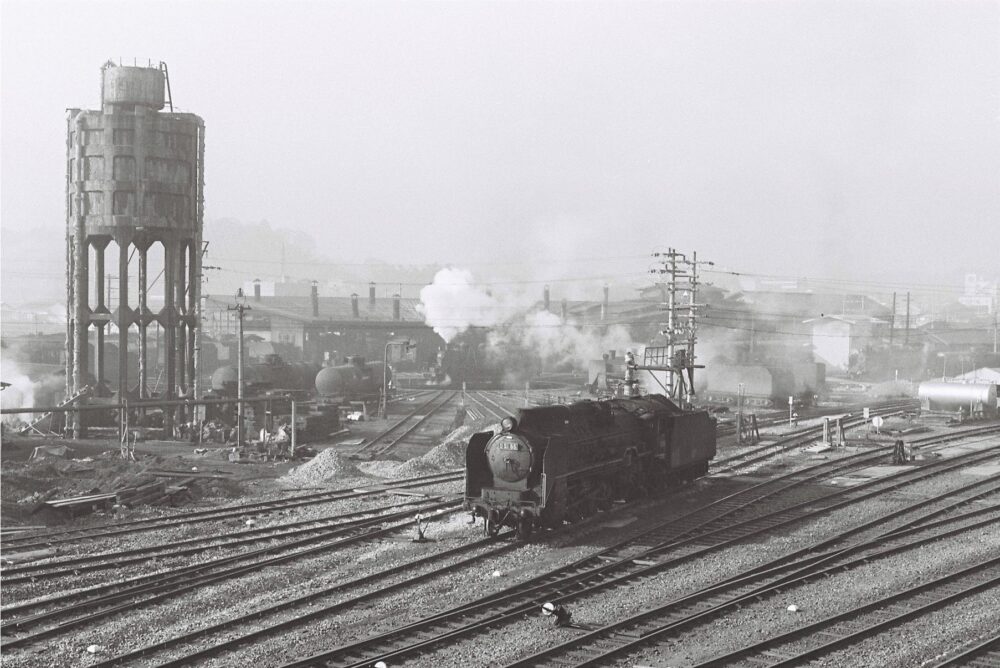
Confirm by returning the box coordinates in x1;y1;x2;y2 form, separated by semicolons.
644;248;712;408
905;291;911;345
228;289;251;448
889;292;896;346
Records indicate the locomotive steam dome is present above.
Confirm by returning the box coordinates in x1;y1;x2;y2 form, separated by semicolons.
486;433;532;483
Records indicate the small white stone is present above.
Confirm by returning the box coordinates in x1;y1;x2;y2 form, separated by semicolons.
787;604;798;612
191;466;199;472
86;645;102;654
246;519;256;527
492;570;501;577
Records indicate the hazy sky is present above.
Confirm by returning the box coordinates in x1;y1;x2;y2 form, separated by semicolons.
2;0;998;305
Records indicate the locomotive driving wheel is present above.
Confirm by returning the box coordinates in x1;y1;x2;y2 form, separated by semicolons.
485;515;501;537
516;517;533;540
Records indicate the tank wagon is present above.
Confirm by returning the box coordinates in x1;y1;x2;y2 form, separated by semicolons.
918;381;998;419
314;356;388;402
464;394;716;539
203;354;388;441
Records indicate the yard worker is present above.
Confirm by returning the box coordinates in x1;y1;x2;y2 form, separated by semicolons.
541;601;572;627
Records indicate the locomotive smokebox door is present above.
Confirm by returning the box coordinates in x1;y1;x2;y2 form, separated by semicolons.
487;434;532;483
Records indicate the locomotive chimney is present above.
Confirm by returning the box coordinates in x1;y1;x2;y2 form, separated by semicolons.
310;280;319;317
602;284;609;321
369;281;376;307
543;285;550;311
253;278;261;302
351;293;359;318
561;298;567;321
392;293;401;320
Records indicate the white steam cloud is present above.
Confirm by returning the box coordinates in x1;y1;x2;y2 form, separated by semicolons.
418;268;644;375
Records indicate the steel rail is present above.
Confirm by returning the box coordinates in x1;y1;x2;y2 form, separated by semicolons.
1;497;435;581
507;496;1000;666
711;402;914;473
90;535;518;668
367;390;460;458
0;501;460;645
350;389;451;457
272;440;1000;668
462;391;506;421
690;556;1000;667
0;469;462;552
928;634;1000;667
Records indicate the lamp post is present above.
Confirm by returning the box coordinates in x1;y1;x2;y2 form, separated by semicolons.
228;288;251;447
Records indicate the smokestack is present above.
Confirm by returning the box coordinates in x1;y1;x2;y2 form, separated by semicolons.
310;280;319;317
603;284;609;319
253;278;261;302
369;281;376;307
392;293;401;321
561;298;567;321
543;285;550;311
351;293;359;318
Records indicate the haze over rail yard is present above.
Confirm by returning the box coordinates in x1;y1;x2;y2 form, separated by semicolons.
1;2;999;668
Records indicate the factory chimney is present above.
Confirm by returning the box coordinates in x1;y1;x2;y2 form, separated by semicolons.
351;293;359;318
392;294;401;320
253;278;261;302
310;280;319;317
561;298;567;321
369;282;376;307
602;284;609;321
543;285;550;311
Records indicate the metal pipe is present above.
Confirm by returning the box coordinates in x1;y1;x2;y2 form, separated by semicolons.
2;394;288;415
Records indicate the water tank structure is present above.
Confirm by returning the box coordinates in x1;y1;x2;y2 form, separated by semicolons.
917;381;998;418
66;61;204;437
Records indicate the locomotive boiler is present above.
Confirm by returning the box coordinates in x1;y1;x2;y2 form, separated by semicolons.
464;394;716;539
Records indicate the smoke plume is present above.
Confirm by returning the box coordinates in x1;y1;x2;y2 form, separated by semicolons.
418;268;643;376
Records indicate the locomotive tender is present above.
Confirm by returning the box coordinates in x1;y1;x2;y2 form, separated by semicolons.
465;394;716;539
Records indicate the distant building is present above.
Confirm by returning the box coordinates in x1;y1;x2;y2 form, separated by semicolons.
958;273;998;315
204;287;443;367
803;314;891;374
950;367;1000;384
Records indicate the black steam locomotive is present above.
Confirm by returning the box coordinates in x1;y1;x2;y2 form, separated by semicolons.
464;394;716;539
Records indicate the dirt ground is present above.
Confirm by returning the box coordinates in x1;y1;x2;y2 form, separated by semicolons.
0;433;294;529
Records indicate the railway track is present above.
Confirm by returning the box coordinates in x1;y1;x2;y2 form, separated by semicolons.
0;496;438;582
507;479;1000;665
267;427;1000;668
85;534;518;667
351;389;458;459
0;469;462;553
711;400;918;474
0;499;460;648
463;391;509;421
689;556;999;667
930;634;1000;667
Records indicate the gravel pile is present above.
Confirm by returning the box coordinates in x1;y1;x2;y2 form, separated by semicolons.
278;449;369;487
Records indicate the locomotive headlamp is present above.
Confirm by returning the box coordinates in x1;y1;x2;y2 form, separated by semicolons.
501;416;517;432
